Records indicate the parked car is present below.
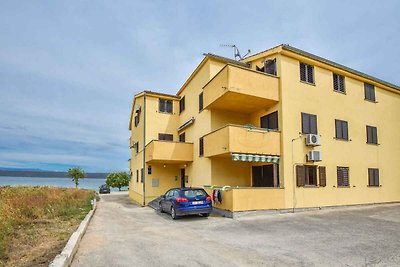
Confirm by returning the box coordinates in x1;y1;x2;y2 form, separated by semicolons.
99;184;110;194
159;187;212;219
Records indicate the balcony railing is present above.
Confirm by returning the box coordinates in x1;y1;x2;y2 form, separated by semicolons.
203;124;280;157
203;64;279;113
145;140;193;163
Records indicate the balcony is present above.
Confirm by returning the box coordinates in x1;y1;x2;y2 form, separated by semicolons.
203;125;280;158
203;65;279;113
145;140;193;163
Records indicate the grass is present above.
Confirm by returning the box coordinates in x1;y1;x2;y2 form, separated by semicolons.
0;186;97;267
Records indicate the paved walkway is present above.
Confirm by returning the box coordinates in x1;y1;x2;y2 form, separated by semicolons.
72;192;400;267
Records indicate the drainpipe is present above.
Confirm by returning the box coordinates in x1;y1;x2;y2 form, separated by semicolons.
291;134;302;213
143;93;146;206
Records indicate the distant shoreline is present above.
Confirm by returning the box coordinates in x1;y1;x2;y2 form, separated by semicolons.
0;170;108;179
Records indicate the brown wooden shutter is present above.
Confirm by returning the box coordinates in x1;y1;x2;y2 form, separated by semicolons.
296;165;305;187
337;167;343;186
319;166;326;187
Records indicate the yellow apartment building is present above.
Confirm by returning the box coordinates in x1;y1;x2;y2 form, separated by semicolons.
128;44;400;214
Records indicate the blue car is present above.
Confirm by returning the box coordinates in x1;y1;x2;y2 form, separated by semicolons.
159;188;213;220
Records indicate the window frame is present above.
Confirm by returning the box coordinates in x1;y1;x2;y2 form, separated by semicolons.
368;168;380;187
260;111;278;130
301;112;318;134
199;137;204;157
179;132;185;142
364;83;376;102
159;98;173;114
158;133;173;141
366;125;378;144
199;92;204;112
333;73;345;93
335;119;349;140
300;62;315;84
337;167;350;187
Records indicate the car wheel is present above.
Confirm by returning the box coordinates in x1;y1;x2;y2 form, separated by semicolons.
202;213;210;217
159;202;164;213
171;206;177;220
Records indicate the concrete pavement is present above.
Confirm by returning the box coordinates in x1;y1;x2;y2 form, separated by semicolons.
71;192;400;267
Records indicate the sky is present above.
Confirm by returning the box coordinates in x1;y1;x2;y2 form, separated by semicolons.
0;1;399;172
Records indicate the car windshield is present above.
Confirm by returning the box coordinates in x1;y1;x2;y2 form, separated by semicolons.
183;189;207;198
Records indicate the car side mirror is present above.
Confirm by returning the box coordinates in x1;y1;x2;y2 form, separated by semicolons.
161;194;165;198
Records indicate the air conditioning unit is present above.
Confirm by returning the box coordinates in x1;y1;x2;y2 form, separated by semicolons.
308;151;322;161
306;134;321;146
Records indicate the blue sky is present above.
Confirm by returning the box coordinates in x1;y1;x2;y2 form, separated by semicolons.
0;1;399;172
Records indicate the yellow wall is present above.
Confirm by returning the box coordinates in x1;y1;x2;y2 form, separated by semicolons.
276;53;400;209
210;158;251;187
144;163;181;201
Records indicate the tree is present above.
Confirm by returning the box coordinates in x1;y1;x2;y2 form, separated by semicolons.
67;167;86;188
106;172;130;191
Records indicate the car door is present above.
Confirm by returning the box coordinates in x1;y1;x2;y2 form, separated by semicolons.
162;190;172;210
165;190;175;210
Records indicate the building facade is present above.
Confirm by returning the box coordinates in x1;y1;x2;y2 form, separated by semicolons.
128;44;400;213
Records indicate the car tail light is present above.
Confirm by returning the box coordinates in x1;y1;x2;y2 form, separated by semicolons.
205;196;211;201
176;197;188;203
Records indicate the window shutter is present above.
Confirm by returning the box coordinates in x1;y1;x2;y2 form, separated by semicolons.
373;127;378;144
301;113;309;134
310;114;317;134
368;168;374;186
343;121;348;140
265;59;277;75
337;167;343;186
296;165;305;187
307;65;314;83
300;63;306;81
375;169;380;186
319;166;326;187
335;119;341;138
199;92;204;111
166;100;173;113
199;137;204;156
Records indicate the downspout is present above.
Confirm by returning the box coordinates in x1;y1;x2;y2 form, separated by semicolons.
143;93;146;206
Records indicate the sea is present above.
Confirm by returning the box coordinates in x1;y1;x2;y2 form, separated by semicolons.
0;176;127;191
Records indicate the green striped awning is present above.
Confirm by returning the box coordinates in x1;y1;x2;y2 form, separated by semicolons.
231;153;280;163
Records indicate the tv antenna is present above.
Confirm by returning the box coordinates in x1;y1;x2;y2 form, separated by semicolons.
220;44;251;60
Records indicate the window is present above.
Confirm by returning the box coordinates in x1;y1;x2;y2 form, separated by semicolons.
159;99;173;113
335;119;349;140
319;166;326;187
366;125;378;144
199;92;203;111
337;167;349;187
179;96;185;113
179;132;185;142
368;168;380;186
140;168;144;183
296;165;317;186
135;141;139;154
136;170;139;183
158;133;173;141
199;137;204;157
301;112;318;134
260;111;278;130
364;83;376;102
256;58;277;76
300;62;314;84
333;73;345;93
134;114;139;127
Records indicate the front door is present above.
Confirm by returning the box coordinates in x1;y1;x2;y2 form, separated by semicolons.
180;168;185;188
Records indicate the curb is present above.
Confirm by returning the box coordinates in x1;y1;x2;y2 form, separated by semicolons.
49;199;97;267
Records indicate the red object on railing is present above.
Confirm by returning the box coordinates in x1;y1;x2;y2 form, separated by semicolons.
176;197;189;203
205;196;212;201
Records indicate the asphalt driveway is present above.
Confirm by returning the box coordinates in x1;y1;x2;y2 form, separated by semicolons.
71;192;400;267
